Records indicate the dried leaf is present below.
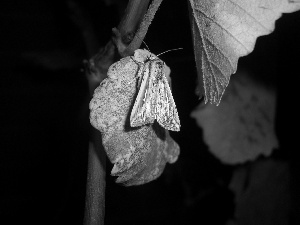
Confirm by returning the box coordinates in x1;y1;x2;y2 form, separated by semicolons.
89;54;180;186
191;72;278;164
188;0;300;105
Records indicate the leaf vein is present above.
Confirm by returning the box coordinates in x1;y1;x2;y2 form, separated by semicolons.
202;34;235;73
194;8;250;53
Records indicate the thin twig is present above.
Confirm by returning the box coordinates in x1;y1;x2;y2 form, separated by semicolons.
122;0;163;57
112;0;150;56
118;0;150;42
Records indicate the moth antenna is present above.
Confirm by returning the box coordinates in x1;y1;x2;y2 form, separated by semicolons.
143;41;150;51
157;48;183;57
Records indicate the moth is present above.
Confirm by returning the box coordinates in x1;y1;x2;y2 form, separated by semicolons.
130;49;180;132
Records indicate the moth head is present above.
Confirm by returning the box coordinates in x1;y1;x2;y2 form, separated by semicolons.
134;49;157;63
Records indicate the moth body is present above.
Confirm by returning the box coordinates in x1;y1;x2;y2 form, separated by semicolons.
130;49;181;132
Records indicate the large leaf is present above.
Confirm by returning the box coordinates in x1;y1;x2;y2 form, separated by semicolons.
89;54;179;185
189;0;300;105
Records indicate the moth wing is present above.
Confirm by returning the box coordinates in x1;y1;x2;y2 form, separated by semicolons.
130;63;156;127
156;74;180;131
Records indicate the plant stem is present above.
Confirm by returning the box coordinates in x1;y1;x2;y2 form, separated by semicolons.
84;133;106;225
84;0;164;224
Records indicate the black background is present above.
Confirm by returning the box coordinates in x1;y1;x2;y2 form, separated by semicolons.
1;0;300;224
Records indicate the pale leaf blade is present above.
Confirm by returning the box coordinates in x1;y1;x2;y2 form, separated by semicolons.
189;0;300;105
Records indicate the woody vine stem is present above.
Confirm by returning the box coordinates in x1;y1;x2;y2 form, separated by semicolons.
84;0;163;224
